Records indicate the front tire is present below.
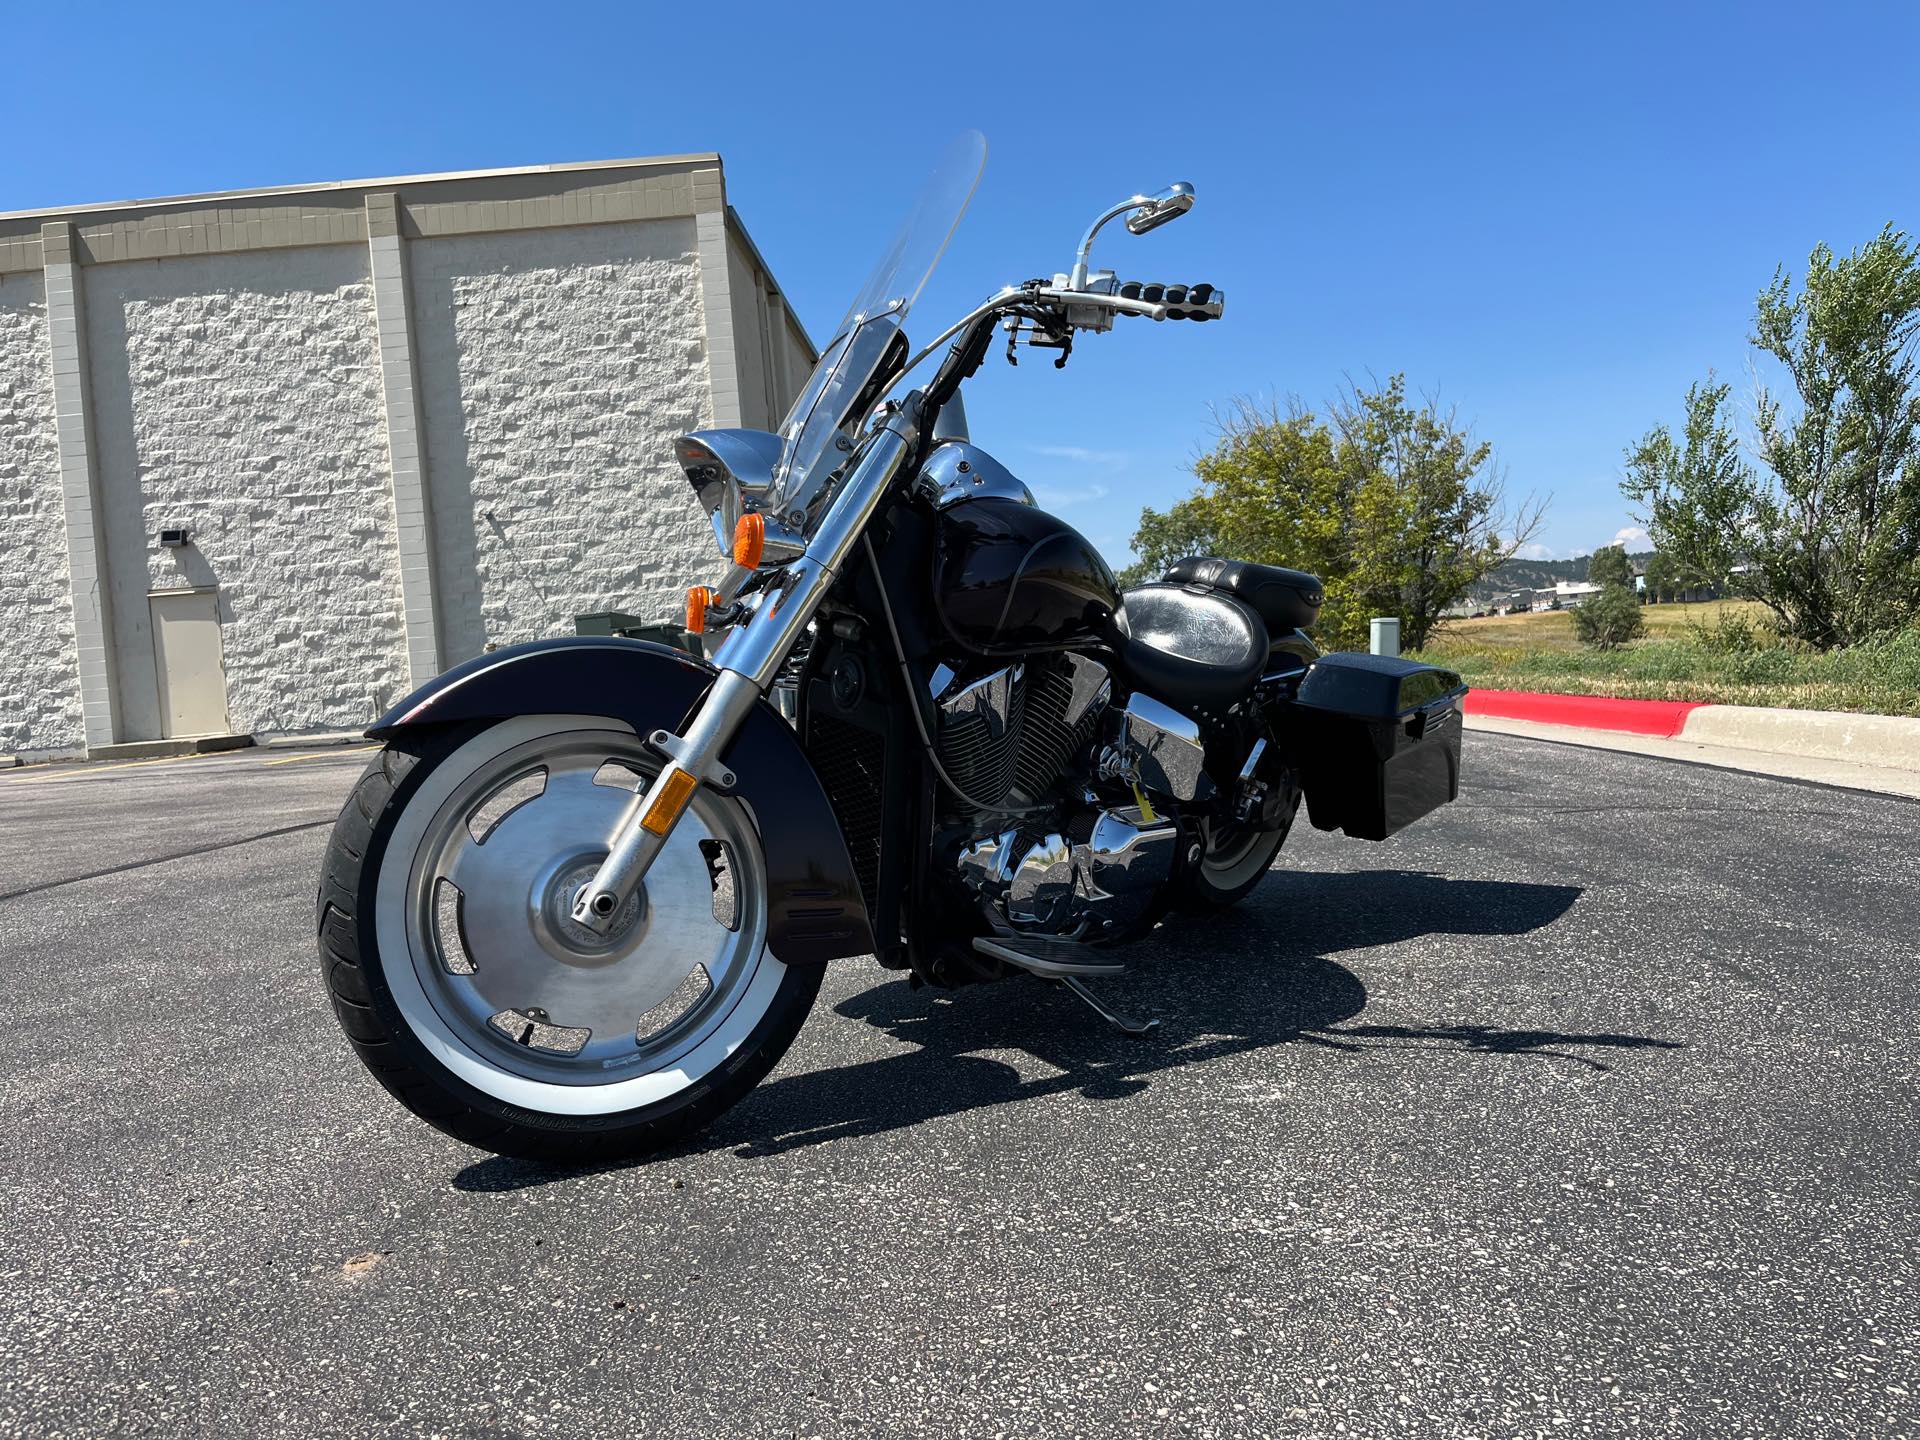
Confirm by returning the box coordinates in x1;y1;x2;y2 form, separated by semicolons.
316;715;820;1164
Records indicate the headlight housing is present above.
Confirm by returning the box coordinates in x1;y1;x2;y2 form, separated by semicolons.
674;430;781;559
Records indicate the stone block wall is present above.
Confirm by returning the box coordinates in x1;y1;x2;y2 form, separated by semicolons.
410;218;713;665
84;247;408;738
0;273;84;755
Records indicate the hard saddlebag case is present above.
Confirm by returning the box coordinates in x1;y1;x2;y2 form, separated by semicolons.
1285;652;1467;841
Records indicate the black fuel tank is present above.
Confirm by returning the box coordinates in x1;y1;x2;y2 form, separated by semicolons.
932;497;1122;656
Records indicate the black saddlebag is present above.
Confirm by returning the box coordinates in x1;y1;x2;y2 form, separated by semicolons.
1283;652;1467;841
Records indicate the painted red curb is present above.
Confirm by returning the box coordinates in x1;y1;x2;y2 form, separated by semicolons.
1462;689;1707;738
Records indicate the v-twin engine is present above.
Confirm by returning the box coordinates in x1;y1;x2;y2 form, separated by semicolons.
933;653;1110;812
935;654;1180;940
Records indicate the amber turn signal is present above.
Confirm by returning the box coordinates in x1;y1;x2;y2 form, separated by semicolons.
732;512;766;569
685;585;717;635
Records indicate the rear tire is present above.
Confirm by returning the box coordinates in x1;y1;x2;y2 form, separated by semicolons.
316;717;821;1164
1177;791;1299;912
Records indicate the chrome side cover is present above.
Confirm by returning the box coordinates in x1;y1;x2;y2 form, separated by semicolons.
1113;692;1213;801
916;440;1036;510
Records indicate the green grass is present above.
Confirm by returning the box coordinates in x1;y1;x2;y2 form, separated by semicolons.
1411;602;1920;716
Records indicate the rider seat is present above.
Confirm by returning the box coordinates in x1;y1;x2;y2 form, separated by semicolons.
1164;556;1324;636
1112;584;1269;710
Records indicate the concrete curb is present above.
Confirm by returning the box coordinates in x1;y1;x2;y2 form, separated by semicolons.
1463;690;1703;737
86;734;255;762
1680;704;1920;773
1464;689;1920;775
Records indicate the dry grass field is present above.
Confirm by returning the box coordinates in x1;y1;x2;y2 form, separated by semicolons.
1431;600;1769;653
1411;601;1920;715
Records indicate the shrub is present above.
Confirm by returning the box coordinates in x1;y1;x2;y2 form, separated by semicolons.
1573;584;1646;649
1684;608;1765;654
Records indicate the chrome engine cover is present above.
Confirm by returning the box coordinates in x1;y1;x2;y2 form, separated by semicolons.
935;654;1111;812
958;805;1179;938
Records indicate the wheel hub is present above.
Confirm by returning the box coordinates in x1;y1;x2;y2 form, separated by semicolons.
531;856;646;959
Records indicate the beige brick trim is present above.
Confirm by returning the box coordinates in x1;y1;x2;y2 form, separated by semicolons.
695;207;743;427
0;157;717;271
365;195;441;686
0;233;42;276
41;222;120;748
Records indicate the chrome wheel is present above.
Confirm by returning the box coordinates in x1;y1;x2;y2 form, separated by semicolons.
1197;818;1285;891
374;717;779;1114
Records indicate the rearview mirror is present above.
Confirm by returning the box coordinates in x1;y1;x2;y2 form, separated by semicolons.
1124;182;1196;236
1070;181;1200;289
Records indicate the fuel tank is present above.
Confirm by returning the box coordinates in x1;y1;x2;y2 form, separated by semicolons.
933;496;1122;656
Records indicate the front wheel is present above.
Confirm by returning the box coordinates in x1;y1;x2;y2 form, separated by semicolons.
316;714;820;1164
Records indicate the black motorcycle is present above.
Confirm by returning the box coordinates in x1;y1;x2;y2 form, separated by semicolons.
317;134;1465;1161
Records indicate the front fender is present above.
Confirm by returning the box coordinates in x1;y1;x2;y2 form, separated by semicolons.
368;637;872;964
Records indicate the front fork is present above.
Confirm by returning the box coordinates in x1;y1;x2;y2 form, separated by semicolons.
569;400;922;933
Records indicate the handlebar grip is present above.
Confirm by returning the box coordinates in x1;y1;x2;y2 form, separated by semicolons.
1113;281;1225;321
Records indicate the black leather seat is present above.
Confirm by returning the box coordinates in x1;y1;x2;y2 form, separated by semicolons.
1165;556;1324;635
1113;584;1269;710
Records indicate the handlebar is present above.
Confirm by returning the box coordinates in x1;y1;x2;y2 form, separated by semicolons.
898;277;1227;395
1030;285;1168;321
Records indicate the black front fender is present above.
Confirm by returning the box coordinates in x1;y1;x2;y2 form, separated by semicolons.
368;637;873;964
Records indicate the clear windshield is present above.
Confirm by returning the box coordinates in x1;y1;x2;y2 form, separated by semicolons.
766;131;986;523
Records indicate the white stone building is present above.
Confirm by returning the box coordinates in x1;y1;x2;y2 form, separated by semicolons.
0;155;811;760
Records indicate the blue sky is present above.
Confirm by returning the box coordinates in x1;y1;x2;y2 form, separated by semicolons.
5;1;1916;566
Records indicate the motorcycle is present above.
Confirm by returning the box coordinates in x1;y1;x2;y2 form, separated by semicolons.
317;133;1466;1161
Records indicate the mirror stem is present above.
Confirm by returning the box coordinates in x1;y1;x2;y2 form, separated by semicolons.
1069;198;1152;290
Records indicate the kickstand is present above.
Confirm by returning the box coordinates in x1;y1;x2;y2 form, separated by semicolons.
1058;976;1161;1037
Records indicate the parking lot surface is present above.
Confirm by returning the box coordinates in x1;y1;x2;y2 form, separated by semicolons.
1;735;1916;1438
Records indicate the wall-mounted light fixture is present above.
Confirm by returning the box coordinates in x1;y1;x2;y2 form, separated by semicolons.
158;527;191;548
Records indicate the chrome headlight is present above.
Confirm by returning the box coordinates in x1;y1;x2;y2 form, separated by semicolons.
674;429;782;558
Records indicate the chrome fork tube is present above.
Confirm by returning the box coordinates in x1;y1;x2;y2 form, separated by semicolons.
570;403;920;933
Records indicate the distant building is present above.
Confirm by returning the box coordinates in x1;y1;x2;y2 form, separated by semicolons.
0;155;810;760
1554;580;1603;608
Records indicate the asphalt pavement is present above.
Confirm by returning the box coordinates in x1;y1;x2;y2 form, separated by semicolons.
0;735;1915;1438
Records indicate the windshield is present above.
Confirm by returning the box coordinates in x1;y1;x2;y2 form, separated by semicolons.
766;131;986;524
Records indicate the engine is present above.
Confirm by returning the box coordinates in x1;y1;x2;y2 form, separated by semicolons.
934;653;1109;811
934;654;1183;941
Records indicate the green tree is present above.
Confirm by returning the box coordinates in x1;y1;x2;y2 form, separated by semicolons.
1642;551;1680;604
1572;585;1646;649
1587;544;1634;589
1128;377;1543;650
1623;227;1920;647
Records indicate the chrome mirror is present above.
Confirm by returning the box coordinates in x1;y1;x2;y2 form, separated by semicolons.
1069;181;1198;289
1124;182;1195;235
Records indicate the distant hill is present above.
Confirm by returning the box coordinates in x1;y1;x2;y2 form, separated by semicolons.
1467;551;1654;602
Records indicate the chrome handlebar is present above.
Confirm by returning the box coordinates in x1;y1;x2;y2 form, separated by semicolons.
898;278;1224;379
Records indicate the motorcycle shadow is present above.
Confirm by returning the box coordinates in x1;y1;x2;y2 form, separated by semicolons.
454;869;1681;1188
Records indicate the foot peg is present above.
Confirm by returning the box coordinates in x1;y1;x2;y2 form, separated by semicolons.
971;937;1161;1037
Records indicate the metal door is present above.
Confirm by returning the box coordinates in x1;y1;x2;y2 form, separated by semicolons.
149;590;230;738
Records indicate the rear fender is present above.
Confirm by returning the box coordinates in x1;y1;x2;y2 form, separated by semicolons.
368;637;872;963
